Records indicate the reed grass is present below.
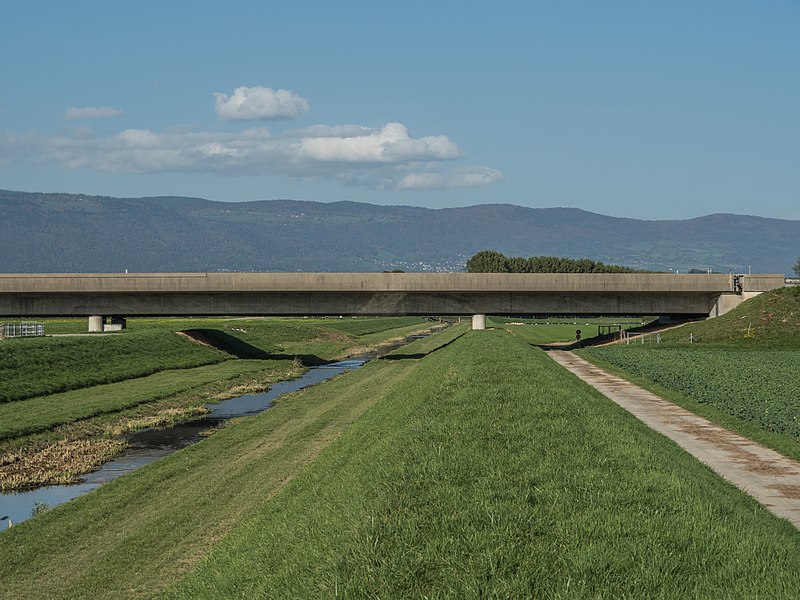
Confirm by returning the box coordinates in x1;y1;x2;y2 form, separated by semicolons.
0;439;126;491
103;406;210;437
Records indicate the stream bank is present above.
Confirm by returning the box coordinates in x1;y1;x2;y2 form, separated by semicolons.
0;331;435;527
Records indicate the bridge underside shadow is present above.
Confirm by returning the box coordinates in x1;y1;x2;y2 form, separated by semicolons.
4;291;721;319
180;329;327;365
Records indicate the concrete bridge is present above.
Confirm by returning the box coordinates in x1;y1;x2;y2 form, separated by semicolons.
0;272;785;331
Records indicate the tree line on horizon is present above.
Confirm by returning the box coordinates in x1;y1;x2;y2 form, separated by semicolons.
465;250;642;274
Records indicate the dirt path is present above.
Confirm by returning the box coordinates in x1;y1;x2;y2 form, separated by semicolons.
548;350;800;529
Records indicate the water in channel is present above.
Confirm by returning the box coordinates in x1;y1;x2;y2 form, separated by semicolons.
0;336;427;528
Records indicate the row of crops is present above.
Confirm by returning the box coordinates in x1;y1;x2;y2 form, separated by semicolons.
584;346;800;439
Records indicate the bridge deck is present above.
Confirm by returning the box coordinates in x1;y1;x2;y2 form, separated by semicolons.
0;273;784;318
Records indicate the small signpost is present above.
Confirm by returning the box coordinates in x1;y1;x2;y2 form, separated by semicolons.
575;329;581;341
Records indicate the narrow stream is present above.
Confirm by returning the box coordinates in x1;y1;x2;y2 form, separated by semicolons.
0;335;428;527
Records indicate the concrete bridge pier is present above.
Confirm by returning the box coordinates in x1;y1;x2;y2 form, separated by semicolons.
88;315;127;332
472;314;486;330
88;315;104;333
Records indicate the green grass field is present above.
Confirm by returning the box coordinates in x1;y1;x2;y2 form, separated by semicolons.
583;347;800;438
320;316;429;336
491;317;644;345
168;332;800;599
0;360;288;441
0;331;225;403
3;330;800;598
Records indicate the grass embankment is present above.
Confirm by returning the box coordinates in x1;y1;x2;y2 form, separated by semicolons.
5;331;799;597
659;286;800;348
0;331;225;402
580;287;800;461
322;316;430;336
0;317;433;490
130;315;431;362
0;317;432;404
0;360;287;441
0;348;421;599
169;332;800;598
384;322;469;358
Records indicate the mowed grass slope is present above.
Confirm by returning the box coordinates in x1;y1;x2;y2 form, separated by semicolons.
659;286;800;348
384;322;469;358
0;360;285;441
133;316;430;362
0;316;432;434
5;329;800;598
168;332;800;598
0;353;420;599
0;331;226;402
321;316;429;336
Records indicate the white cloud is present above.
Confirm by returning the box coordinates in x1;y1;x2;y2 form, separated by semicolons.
289;124;373;138
214;86;310;120
35;122;462;172
298;122;460;163
1;121;500;191
396;167;504;190
64;106;124;120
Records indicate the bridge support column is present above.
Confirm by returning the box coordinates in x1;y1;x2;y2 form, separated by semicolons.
88;315;104;332
471;314;486;330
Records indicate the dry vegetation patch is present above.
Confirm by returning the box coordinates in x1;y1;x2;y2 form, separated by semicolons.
104;406;210;437
0;439;126;491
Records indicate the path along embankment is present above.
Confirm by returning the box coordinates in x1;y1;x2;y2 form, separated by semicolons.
549;350;800;528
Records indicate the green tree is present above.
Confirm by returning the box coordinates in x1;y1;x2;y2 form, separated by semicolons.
466;251;640;274
793;257;800;278
466;250;510;273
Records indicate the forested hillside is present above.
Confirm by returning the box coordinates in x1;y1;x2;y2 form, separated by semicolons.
1;189;797;274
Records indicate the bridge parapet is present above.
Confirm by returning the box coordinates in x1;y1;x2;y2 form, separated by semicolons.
0;272;735;294
740;274;786;292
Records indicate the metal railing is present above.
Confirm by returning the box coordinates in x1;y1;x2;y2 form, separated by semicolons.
1;322;44;338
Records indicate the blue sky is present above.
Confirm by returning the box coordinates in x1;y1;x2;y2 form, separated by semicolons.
1;1;798;219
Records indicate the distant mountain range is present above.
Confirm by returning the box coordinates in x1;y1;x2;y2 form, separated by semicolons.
1;189;797;275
